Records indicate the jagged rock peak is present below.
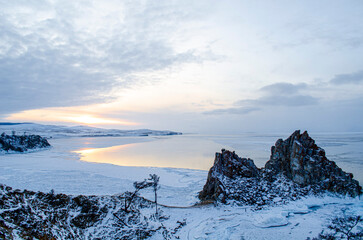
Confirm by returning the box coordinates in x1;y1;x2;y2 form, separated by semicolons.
265;130;361;197
199;130;361;204
265;130;324;184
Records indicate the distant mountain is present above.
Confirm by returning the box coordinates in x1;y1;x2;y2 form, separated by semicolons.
0;122;31;125
0;123;182;138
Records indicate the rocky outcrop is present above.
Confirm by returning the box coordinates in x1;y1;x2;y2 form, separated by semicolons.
265;130;361;196
199;149;260;202
0;184;180;239
0;133;50;153
199;130;361;205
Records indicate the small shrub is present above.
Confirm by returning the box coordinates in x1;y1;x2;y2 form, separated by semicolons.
310;214;362;240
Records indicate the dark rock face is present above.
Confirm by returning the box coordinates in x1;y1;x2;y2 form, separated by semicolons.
265;130;361;197
0;133;50;153
199;130;361;205
199;149;260;202
215;149;260;179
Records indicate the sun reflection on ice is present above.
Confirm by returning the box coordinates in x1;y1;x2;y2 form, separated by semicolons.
72;137;219;170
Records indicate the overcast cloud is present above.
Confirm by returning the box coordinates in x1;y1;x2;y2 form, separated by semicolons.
1;0;363;132
330;70;363;85
259;83;308;95
205;82;318;115
0;0;210;113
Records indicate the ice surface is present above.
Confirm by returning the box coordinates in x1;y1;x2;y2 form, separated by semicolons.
158;196;362;240
253;214;289;228
0;137;207;206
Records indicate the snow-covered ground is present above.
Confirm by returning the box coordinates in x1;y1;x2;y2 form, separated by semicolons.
0;122;181;138
0;137;206;206
0;127;362;239
157;196;362;240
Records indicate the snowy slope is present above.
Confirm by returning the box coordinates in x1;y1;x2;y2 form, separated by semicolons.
0;123;181;138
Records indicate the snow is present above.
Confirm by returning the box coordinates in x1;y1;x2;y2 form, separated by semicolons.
0;146;51;155
156;196;362;240
253;214;289;228
0;137;207;207
0;123;181;138
294;140;302;146
0;127;362;239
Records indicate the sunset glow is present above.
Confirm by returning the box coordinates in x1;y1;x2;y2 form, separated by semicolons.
5;107;139;127
65;115;133;125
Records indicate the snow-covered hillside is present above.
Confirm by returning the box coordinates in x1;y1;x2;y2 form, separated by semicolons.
0;184;186;239
0;123;181;138
1;182;362;239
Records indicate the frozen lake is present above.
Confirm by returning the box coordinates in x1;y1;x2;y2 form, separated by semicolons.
0;132;362;198
69;132;363;183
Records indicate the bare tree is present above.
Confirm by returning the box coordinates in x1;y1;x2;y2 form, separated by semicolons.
123;174;160;216
148;174;160;216
123;179;152;212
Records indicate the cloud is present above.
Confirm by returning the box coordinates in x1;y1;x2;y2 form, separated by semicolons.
237;82;317;107
238;95;318;107
0;0;213;114
265;2;363;51
259;82;307;95
204;107;260;115
205;82;318;115
330;70;363;85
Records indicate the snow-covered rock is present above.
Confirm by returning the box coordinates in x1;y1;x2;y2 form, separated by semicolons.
199;130;362;205
198;149;260;202
0;133;50;153
0;184;182;239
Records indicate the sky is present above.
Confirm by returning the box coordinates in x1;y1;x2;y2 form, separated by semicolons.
1;0;363;133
